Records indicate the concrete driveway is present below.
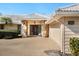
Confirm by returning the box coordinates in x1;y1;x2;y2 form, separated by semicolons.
0;37;60;56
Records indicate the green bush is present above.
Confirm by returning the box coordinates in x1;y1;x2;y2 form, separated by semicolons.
0;30;20;39
69;37;79;56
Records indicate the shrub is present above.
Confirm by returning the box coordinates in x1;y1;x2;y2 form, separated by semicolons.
69;37;79;56
0;30;19;39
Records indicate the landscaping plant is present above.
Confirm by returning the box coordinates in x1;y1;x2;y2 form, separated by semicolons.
69;37;79;56
0;17;12;24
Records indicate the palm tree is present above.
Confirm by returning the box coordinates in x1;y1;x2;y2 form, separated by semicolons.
0;17;12;24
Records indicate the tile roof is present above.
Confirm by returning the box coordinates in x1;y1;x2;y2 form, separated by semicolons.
0;15;24;24
0;13;49;24
46;4;79;24
57;4;79;11
25;13;49;20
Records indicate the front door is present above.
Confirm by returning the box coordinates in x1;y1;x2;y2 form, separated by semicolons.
30;25;41;35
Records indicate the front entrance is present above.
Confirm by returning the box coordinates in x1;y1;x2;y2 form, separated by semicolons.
30;25;41;36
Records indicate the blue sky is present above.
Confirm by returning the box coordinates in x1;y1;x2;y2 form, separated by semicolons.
0;3;72;15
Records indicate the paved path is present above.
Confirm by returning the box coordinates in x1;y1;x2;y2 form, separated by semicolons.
0;37;60;56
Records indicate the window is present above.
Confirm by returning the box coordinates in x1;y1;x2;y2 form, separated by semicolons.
0;25;4;29
68;21;75;25
18;25;21;34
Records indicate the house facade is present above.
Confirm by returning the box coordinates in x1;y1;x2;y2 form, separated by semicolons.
0;4;79;54
21;13;49;37
0;15;22;33
0;13;49;37
46;4;79;54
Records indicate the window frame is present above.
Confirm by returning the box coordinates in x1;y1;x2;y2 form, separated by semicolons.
68;21;75;25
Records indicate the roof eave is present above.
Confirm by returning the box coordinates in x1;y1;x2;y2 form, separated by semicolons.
45;13;79;24
45;14;62;24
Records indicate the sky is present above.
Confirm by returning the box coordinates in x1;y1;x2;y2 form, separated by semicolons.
0;3;73;15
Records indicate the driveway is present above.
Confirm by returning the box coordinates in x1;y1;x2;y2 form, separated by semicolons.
0;37;60;56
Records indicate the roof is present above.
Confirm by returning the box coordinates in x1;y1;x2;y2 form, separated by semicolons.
0;15;24;24
45;15;62;24
0;13;49;24
25;13;49;20
57;4;79;11
46;4;79;24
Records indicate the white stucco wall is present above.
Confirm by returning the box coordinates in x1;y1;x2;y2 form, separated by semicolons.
64;17;79;54
4;24;18;30
21;23;27;37
49;22;61;48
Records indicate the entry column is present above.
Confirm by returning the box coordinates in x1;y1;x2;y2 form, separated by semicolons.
42;24;47;37
21;20;27;37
